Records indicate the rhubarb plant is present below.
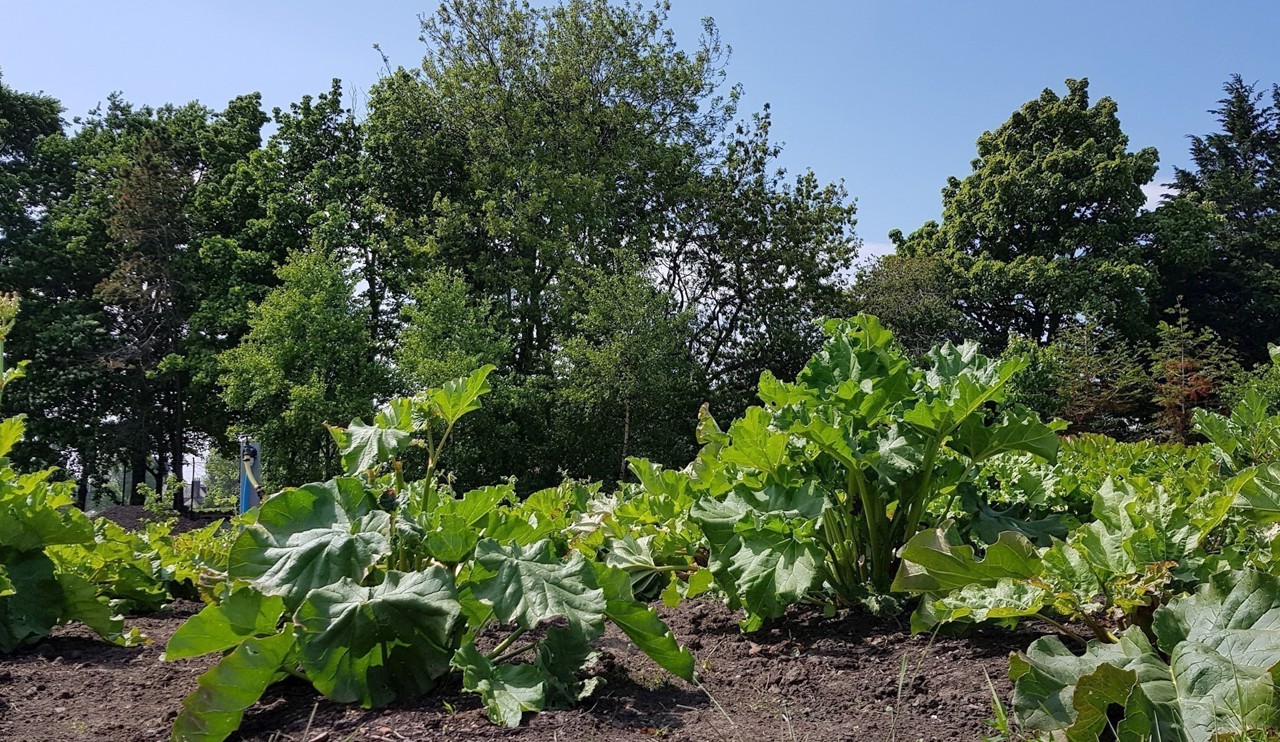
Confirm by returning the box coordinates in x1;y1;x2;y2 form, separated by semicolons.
1010;569;1280;741
628;317;1061;628
0;296;143;650
894;475;1235;639
166;367;694;741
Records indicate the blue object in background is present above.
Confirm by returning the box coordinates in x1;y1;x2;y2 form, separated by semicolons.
239;438;263;514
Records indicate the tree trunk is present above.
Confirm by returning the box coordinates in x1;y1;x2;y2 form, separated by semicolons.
128;449;148;506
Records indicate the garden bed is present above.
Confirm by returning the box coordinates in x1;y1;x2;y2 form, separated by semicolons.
0;599;1038;742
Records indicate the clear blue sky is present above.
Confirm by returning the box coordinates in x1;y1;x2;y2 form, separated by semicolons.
3;1;1276;256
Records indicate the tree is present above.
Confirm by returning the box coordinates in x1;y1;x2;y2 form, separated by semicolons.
408;0;737;374
1149;304;1240;442
658;108;859;410
362;0;858;484
1149;75;1280;362
1004;321;1151;438
556;270;702;482
850;253;967;356
219;248;386;486
893;78;1158;348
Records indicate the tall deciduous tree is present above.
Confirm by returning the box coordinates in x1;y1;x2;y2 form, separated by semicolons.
893;78;1158;348
219;248;386;486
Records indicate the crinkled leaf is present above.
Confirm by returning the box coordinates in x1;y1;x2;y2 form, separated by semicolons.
961;490;1074;547
471;539;605;633
424;517;479;564
710;518;820;630
603;535;667;599
720;407;790;477
438;484;513;527
328;419;409;475
534;623;601;708
932;578;1047;625
295;568;462;708
0;417;23;458
949;406;1059;463
229;478;389;610
1014;570;1280;742
430;365;495;427
453;641;544;727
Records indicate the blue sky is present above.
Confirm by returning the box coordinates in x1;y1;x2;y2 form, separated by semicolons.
4;1;1276;257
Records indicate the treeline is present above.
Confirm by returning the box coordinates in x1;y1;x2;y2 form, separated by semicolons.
0;0;856;504
858;75;1280;441
2;1;1278;506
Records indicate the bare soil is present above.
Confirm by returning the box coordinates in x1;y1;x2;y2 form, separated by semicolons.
0;599;1039;742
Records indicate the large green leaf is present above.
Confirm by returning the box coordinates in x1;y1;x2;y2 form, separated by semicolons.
948;406;1060;463
1151;569;1280;740
164;588;286;661
892;525;1041;593
1009;629;1175;740
1013;570;1280;741
55;571;132;646
430;365;496;427
533;623;601;708
0;469;94;550
328;419;409;475
453;641;544;727
720;407;791;477
229;478;390;610
295;569;462;708
0;416;23;458
0;548;60;652
471;539;606;633
595;564;695;682
1231;463;1280;523
172;630;295;742
711;517;820;631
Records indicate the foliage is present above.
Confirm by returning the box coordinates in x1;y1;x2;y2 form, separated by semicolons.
1149;76;1280;363
167;368;694;740
1150;304;1241;442
850;253;968;356
1010;570;1280;741
199;452;241;511
219;249;387;486
0;298;141;649
892;78;1158;347
49;517;229;613
897;473;1234;640
1003;321;1152;438
629;316;1060;629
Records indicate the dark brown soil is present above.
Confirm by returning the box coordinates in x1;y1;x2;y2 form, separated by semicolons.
98;506;230;534
0;599;1040;742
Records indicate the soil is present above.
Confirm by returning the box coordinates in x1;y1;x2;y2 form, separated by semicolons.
98;506;232;534
0;599;1041;742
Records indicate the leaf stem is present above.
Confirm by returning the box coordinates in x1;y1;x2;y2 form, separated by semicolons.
486;627;528;661
492;641;539;664
1033;613;1088;645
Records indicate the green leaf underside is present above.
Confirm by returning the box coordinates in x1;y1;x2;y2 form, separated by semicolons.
172;630;296;742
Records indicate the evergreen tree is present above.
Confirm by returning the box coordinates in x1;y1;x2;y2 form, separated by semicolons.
1150;75;1280;362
